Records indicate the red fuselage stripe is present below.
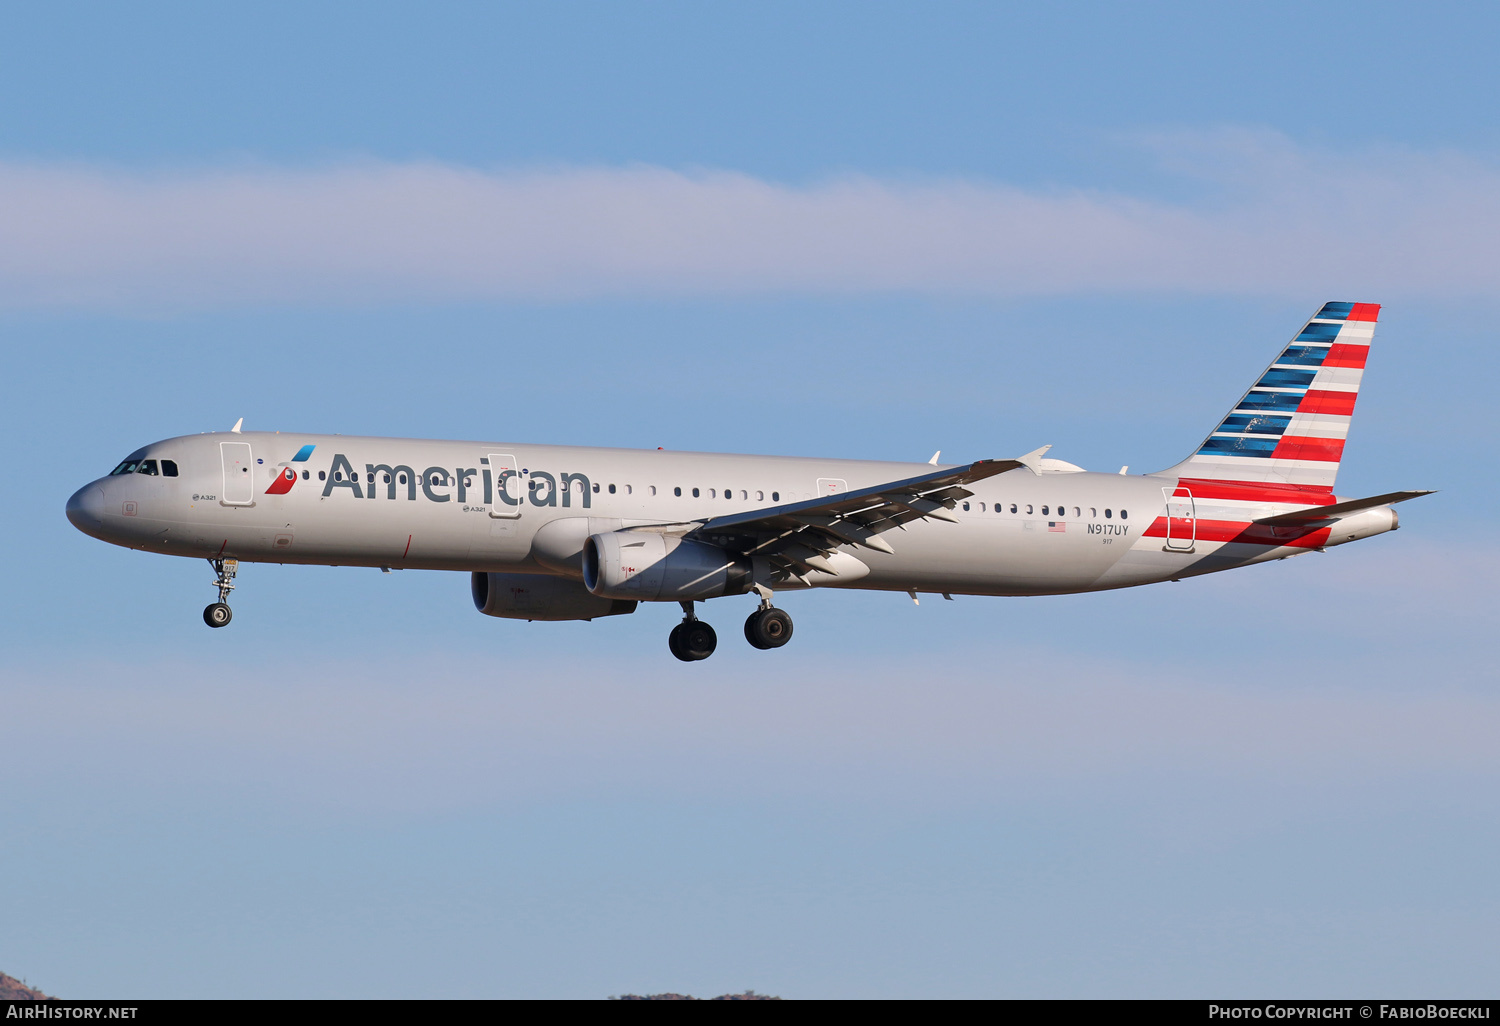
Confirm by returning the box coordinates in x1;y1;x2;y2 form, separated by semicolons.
1174;478;1335;502
1144;516;1332;549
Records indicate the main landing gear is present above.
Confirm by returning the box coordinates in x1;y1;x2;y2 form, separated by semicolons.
745;584;793;651
203;557;237;628
666;589;794;661
669;601;718;662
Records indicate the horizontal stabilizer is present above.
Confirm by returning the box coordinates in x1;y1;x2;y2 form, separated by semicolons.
1254;489;1435;525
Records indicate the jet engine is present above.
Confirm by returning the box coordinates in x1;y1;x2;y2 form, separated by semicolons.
582;531;751;602
471;572;637;621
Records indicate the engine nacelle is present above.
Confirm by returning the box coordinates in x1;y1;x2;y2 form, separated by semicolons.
582;531;751;602
471;572;637;621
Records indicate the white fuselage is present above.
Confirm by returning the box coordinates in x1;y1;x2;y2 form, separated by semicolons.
65;431;1397;599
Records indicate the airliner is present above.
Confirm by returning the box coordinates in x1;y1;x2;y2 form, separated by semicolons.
66;302;1428;661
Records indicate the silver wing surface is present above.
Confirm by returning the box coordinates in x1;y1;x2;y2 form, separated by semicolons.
1253;489;1435;525
685;456;1032;583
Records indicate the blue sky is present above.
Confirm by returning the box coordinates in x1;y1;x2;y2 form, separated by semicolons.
2;1;1498;998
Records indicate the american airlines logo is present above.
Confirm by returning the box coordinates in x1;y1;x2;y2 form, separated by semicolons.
318;452;594;508
263;444;317;495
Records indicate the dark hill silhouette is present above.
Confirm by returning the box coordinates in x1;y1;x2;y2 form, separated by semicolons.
613;991;778;1000
0;972;51;1000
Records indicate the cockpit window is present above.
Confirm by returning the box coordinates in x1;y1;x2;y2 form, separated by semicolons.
161;460;179;477
136;460;159;476
110;460;140;476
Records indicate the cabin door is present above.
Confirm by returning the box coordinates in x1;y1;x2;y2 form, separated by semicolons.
220;442;255;506
1163;486;1195;551
487;453;523;519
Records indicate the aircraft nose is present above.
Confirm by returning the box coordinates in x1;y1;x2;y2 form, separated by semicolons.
66;485;106;535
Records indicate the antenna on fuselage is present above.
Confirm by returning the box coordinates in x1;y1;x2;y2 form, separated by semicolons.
231;418;243;433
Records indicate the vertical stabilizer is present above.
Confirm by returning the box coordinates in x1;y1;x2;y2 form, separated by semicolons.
1155;302;1379;492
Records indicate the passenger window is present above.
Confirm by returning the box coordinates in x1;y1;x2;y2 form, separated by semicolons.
1120;509;1129;520
1026;504;1033;514
1041;505;1049;515
1010;504;1017;513
608;483;616;494
674;487;681;497
1073;507;1080;517
137;460;159;475
301;470;309;480
383;473;391;483
334;472;343;482
1090;507;1096;517
726;488;732;499
626;485;633;495
772;492;780;501
962;502;970;511
692;487;700;498
756;490;764;501
318;471;326;481
1105;508;1113;518
367;473;375;483
979;502;986;512
708;488;716;498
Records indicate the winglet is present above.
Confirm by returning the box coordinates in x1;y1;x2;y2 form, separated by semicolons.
230;418;244;434
1015;445;1052;473
928;451;941;465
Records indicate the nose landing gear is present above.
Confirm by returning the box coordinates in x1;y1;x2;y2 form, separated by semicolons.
203;558;238;629
668;601;718;661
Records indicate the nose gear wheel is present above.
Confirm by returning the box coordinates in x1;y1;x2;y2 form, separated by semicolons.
203;558;238;629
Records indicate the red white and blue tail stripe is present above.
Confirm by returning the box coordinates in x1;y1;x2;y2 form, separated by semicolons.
1163;301;1378;492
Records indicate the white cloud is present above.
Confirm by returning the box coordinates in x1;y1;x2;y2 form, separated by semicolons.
2;131;1499;308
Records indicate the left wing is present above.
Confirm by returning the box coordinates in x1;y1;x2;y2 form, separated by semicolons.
686;452;1042;582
